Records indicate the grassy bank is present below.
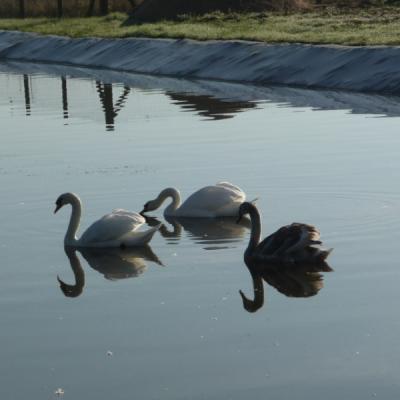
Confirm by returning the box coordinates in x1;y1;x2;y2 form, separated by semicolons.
1;8;400;45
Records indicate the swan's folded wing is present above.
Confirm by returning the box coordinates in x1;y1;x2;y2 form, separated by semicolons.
180;183;245;215
111;209;146;228
257;226;293;255
258;223;321;256
216;182;244;195
79;210;145;244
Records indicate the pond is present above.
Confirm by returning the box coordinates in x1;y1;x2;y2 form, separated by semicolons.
1;61;400;400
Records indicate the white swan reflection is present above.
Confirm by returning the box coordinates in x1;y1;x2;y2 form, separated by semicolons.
58;245;162;297
144;215;251;250
239;260;333;313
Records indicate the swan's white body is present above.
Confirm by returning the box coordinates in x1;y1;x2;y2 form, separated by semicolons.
55;193;159;248
142;182;246;218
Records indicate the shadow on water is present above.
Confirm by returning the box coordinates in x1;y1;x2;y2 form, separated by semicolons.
145;215;251;250
58;245;163;298
239;260;333;313
2;60;400;131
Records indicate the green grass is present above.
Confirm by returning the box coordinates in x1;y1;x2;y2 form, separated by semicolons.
2;8;400;45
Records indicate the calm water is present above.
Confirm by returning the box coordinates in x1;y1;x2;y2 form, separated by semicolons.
1;61;400;400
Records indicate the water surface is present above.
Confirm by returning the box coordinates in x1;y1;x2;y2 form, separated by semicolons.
1;62;400;400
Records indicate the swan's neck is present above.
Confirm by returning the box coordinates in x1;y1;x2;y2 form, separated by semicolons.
159;188;181;216
65;196;82;246
246;206;262;256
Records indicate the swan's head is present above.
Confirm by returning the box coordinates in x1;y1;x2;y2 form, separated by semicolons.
140;200;157;214
54;192;79;214
141;188;179;215
237;202;254;223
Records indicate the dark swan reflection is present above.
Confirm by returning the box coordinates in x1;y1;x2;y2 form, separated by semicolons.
144;215;251;250
58;245;162;297
239;260;333;313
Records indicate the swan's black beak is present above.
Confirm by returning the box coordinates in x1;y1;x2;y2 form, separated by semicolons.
54;204;62;214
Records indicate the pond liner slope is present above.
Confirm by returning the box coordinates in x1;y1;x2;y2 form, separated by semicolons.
1;30;400;94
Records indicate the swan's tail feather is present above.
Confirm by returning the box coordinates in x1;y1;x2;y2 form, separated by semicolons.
120;223;161;247
319;247;333;261
319;262;334;272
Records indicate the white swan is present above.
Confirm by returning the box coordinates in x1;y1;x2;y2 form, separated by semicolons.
141;182;246;218
237;202;332;265
54;192;160;248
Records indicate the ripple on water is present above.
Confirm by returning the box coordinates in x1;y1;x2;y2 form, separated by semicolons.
255;186;400;243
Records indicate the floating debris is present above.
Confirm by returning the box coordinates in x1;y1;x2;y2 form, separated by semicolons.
54;388;64;396
107;351;113;357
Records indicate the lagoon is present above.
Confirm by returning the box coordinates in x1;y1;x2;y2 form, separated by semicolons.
1;62;400;399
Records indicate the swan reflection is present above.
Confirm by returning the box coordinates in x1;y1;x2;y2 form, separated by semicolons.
58;245;162;297
239;260;333;313
145;215;250;250
58;247;85;298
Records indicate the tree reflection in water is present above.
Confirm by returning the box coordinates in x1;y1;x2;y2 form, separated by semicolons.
95;81;131;131
17;72;260;131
